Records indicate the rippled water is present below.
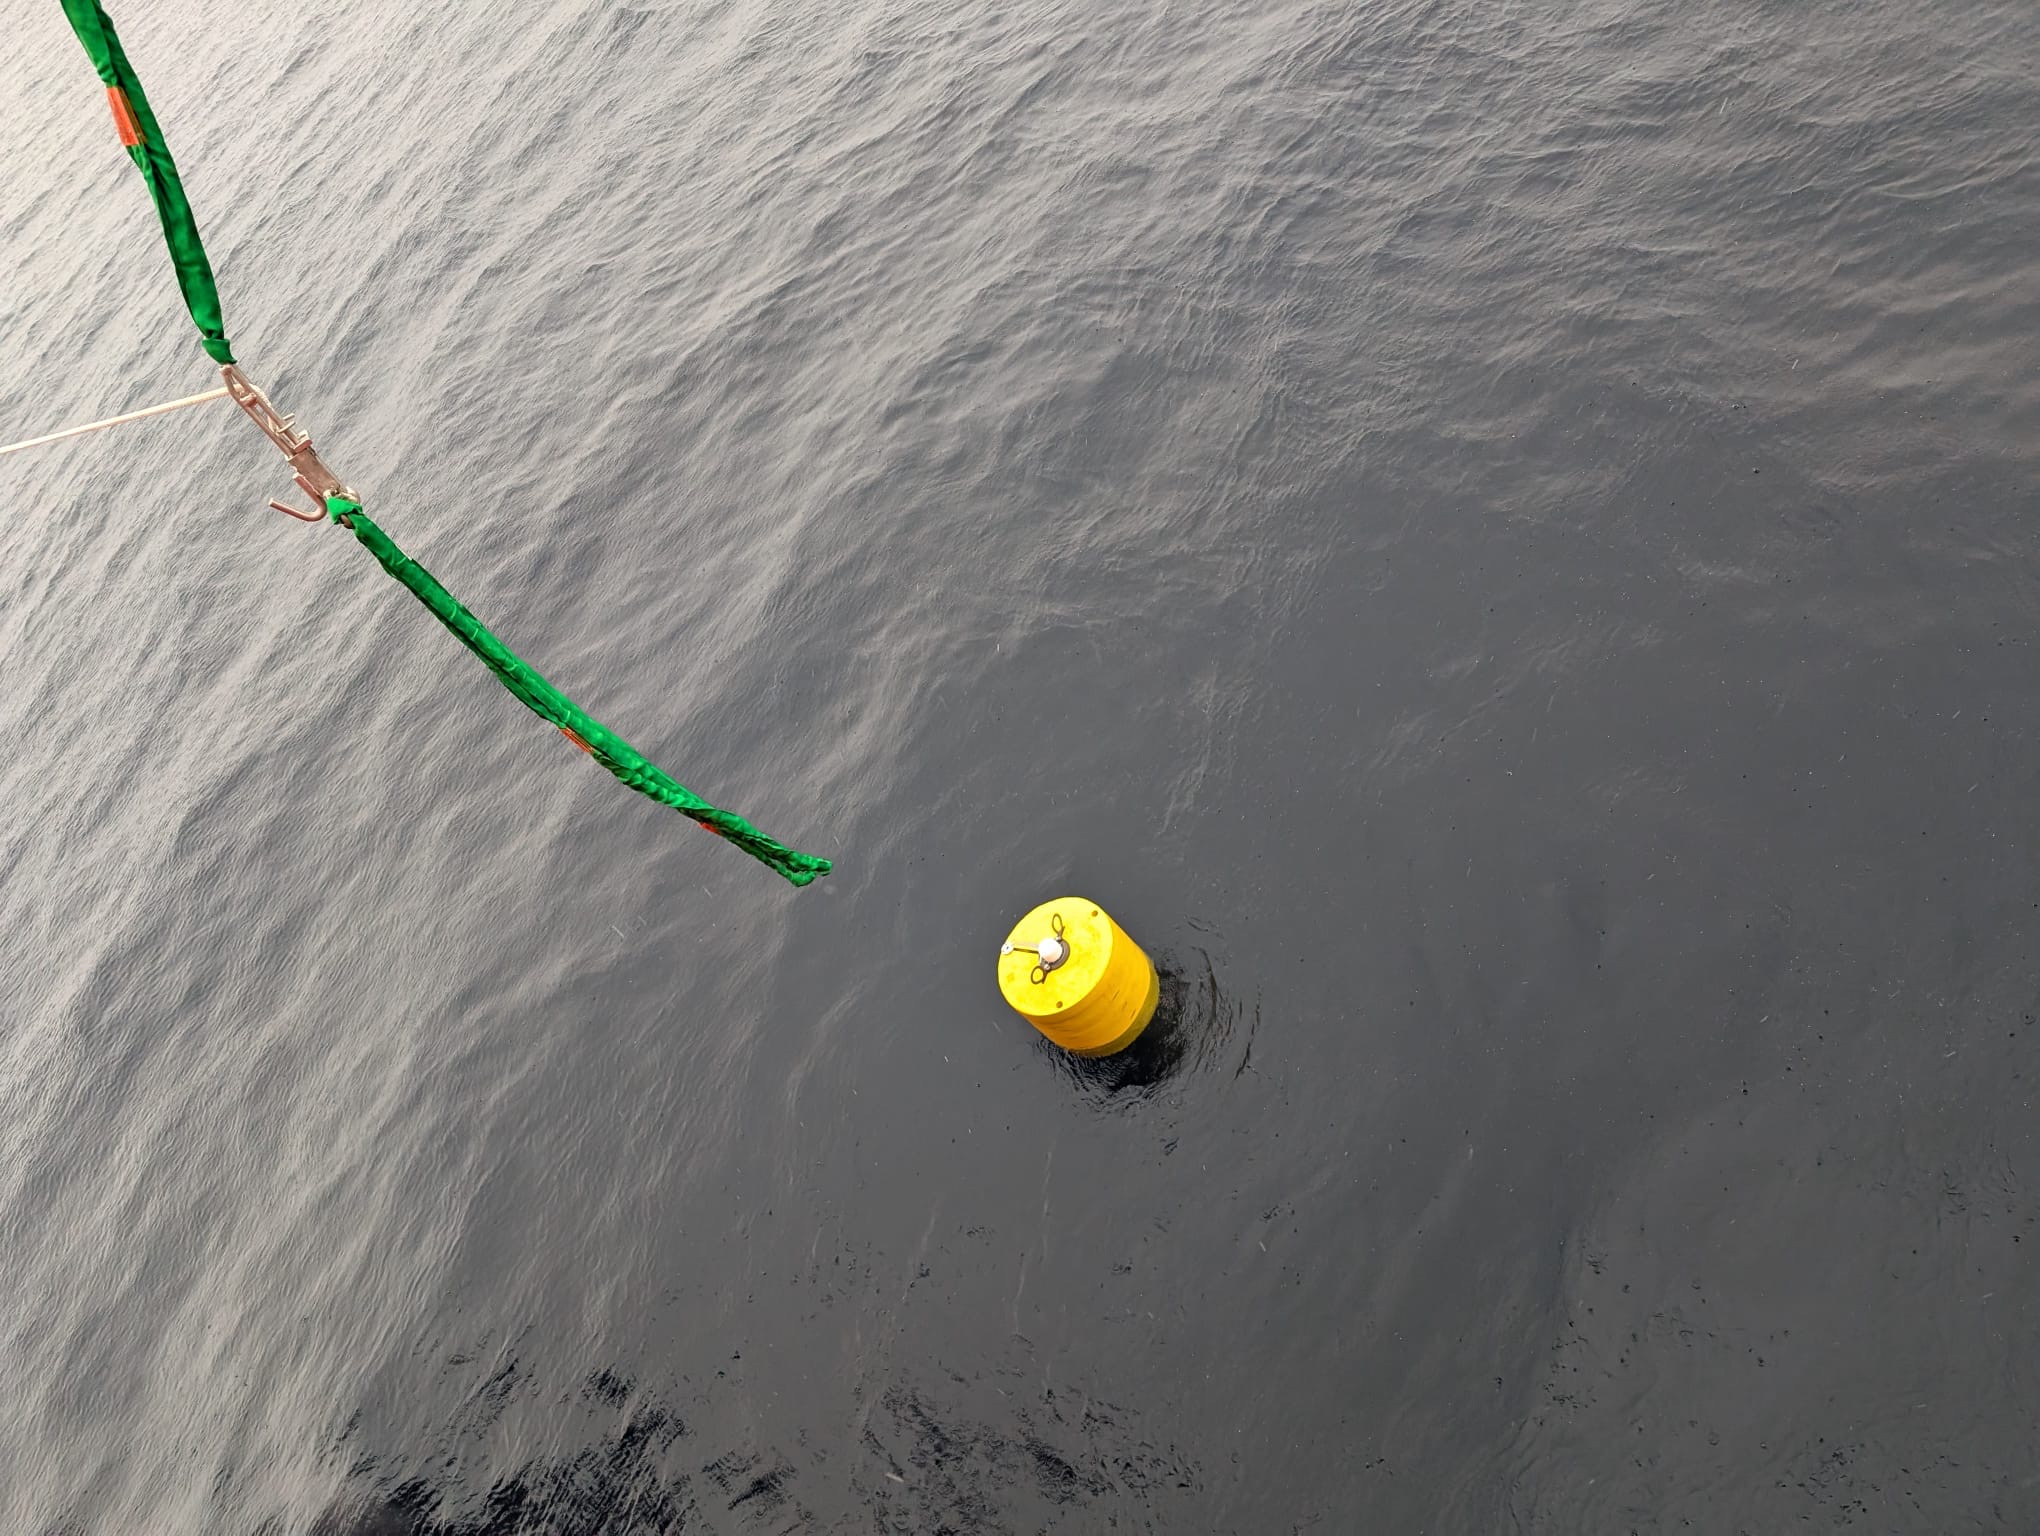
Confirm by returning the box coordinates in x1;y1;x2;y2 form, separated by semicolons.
3;0;2037;1530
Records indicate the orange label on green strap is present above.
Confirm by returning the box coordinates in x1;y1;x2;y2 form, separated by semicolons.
107;86;143;147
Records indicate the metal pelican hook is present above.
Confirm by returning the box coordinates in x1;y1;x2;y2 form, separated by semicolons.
219;363;354;522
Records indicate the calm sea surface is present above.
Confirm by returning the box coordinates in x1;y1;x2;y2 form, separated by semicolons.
3;0;2037;1530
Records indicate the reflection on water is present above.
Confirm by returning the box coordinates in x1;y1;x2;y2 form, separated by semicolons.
1040;947;1258;1104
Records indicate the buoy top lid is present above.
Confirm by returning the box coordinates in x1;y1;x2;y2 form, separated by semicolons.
997;897;1118;1022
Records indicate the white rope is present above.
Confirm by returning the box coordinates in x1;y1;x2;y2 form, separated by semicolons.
0;385;229;457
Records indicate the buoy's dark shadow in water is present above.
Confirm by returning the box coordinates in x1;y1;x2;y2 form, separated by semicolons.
1038;947;1255;1105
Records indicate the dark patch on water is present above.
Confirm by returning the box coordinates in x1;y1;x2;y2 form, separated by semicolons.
309;1368;1199;1535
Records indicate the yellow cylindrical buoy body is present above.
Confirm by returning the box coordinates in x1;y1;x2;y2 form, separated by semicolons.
998;897;1159;1056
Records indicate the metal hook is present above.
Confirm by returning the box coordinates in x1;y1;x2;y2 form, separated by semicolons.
220;364;355;523
267;489;327;522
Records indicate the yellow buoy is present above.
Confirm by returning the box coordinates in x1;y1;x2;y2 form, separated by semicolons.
997;897;1159;1056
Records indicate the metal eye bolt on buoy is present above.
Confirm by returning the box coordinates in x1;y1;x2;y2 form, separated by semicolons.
997;898;1159;1057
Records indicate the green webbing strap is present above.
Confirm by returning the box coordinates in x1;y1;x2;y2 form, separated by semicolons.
327;497;832;887
60;1;234;364
55;5;829;885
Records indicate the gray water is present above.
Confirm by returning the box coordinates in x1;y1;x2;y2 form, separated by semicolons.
3;0;2038;1530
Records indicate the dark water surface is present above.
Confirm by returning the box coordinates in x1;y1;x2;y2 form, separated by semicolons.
4;0;2038;1530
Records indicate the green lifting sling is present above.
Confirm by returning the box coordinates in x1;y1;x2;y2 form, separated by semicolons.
57;1;831;886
